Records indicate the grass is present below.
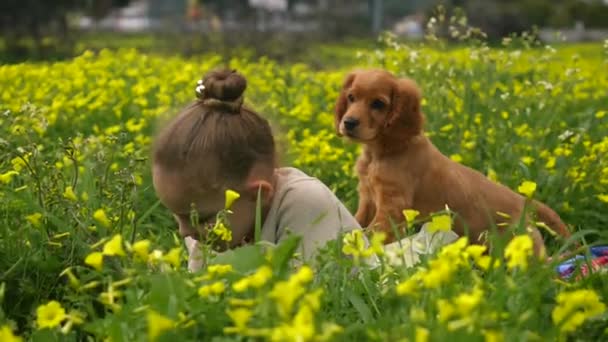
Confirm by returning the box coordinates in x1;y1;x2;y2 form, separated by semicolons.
0;33;607;341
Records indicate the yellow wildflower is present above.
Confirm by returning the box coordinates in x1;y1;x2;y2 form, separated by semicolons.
521;156;535;165
483;330;504;342
450;154;463;163
453;287;484;316
207;264;233;277
487;168;499;183
427;214;452;233
415;326;429;342
93;209;111;228
233;265;273;292
102;234;126;257
225;189;241;210
422;259;455;289
224;308;253;334
198;281;226;297
369;232;386;256
396;276;419;297
84;252;104;271
26;212;43;227
99;285;123;312
0;170;19;184
271;305;315;342
403;209;420;229
552;289;606;333
163;247;183;268
437;299;456;323
131;239;151;261
597;194;608;203
0;325;23;342
517;180;537;198
36;301;67;329
147;310;176;341
504;235;533;271
212;222;232;242
62;186;78;201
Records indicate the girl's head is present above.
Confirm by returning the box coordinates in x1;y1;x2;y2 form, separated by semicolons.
152;69;276;247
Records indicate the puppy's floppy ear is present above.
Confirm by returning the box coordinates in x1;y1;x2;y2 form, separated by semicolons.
386;78;424;134
334;72;357;135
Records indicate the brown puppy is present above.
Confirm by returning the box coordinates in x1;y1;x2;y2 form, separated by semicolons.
334;69;571;255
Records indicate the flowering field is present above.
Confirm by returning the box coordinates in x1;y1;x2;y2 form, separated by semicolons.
1;35;608;341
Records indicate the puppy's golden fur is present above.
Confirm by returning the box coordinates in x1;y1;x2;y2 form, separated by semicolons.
335;69;571;255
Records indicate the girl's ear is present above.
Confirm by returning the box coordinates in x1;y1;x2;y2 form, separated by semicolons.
244;179;274;205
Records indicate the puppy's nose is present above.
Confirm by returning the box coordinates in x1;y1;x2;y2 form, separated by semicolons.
343;117;360;131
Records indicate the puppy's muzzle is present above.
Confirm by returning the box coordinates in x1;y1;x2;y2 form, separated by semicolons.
343;117;360;131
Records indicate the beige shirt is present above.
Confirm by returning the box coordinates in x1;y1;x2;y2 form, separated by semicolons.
186;167;361;272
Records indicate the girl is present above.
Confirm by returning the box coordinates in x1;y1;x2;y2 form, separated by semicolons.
151;69;362;272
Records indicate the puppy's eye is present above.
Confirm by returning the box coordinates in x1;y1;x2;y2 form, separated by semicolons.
347;94;355;102
371;99;385;110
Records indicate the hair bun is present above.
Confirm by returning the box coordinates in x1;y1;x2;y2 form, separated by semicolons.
204;69;247;101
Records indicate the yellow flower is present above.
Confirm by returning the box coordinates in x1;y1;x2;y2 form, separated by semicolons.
62;186;78;201
415;326;429;342
597;194;608;203
453;287;484;316
84;252;104;271
163;247;183;268
212;222;233;242
102;234;126;257
483;330;504;342
249;265;273;288
0;325;23;342
486;168;499;183
552;289;606;333
93;209;111;228
293;265;314;284
437;299;456;323
224;308;253;334
342;230;379;263
517;180;537;198
36;301;67;329
369;232;386;256
396;277;419;296
504;235;533;271
270;280;306;318
147;310;176;341
198;281;225;297
233;265;273;292
450;154;463;163
131;239;151;261
26;212;43;227
422;259;455;288
403;209;420;228
207;264;233;277
271;305;315;342
0;170;19;184
520;156;534;165
11;156;27;172
427;214;452;233
225;189;241;210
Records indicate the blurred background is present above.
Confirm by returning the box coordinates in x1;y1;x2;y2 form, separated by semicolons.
2;0;608;62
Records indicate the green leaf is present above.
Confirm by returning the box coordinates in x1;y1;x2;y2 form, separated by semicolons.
209;244;265;275
345;287;373;324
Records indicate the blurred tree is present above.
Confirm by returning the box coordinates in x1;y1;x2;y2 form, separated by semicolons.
0;0;131;59
426;0;608;41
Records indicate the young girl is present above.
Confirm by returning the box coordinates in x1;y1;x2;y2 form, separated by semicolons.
151;69;362;272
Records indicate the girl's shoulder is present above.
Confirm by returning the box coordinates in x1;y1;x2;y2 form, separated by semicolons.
274;167;334;205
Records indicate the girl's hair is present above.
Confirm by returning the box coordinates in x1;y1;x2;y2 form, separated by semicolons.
152;69;276;188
